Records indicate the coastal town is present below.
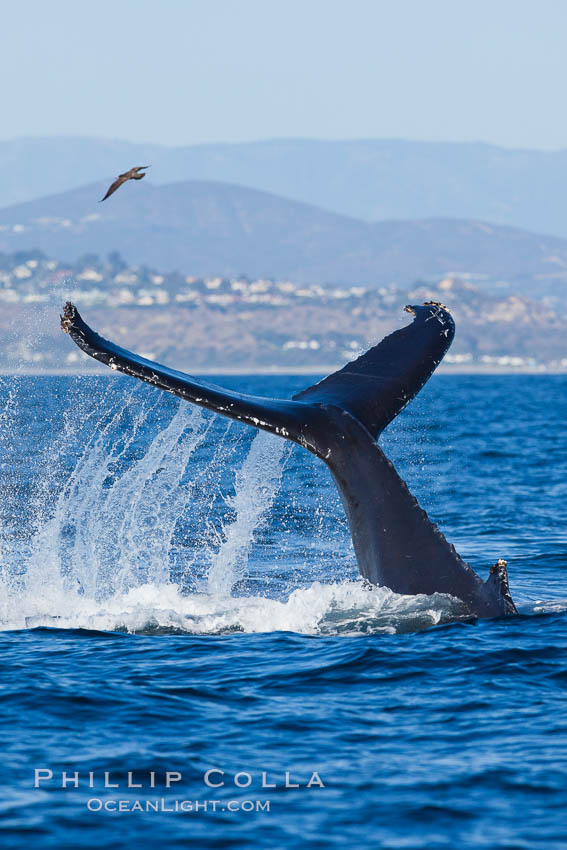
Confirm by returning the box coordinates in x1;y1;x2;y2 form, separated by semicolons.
1;249;565;372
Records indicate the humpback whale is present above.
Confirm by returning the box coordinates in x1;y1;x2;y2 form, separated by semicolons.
60;300;517;619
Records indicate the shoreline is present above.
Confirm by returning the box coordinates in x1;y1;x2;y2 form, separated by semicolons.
2;365;567;377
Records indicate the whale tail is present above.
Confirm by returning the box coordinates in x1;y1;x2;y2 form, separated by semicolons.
61;300;453;455
61;301;517;618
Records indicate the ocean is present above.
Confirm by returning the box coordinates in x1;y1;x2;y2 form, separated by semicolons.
0;374;565;849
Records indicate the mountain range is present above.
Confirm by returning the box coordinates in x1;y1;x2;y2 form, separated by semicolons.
2;136;567;237
1;179;567;290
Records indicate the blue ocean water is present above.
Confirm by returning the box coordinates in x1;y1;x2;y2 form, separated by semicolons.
0;374;566;849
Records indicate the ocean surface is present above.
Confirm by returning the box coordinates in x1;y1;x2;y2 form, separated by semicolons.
0;373;565;849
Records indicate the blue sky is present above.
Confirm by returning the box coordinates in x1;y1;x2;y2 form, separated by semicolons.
2;0;566;149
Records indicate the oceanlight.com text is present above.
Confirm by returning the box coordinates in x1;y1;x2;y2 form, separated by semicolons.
86;798;271;814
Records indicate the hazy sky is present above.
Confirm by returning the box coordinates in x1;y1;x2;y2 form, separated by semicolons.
2;0;566;149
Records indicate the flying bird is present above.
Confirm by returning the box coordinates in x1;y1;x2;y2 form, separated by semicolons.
99;166;150;202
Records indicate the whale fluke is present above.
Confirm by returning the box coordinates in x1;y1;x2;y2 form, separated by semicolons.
293;302;454;440
60;301;517;619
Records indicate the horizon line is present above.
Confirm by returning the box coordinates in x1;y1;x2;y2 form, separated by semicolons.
0;133;566;155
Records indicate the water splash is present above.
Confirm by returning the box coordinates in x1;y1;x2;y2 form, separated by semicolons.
0;378;297;624
0;378;469;636
0;377;23;622
24;396;210;601
206;431;292;595
1;578;467;635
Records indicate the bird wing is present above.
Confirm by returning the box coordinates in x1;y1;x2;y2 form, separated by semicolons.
100;174;129;202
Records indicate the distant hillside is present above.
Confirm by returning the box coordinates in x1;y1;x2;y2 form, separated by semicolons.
1;179;567;289
3;136;567;237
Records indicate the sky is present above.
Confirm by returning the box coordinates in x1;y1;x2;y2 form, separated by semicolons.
1;0;566;150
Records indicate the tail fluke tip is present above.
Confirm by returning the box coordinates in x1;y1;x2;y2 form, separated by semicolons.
60;301;76;334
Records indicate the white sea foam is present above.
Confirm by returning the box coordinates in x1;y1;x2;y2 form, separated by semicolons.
531;599;567;614
0;579;463;635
